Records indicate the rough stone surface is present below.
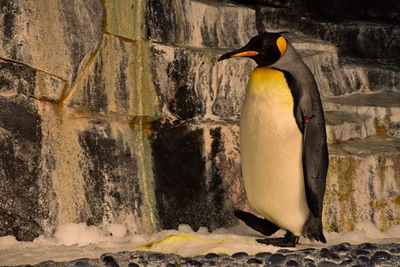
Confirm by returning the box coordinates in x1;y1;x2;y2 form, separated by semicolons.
326;138;400;232
67;33;158;120
37;104;158;234
0;0;104;84
323;92;400;140
299;19;400;63
150;43;255;121
104;0;145;41
258;4;400;63
0;95;49;241
0;59;66;101
151;123;244;231
147;0;258;48
325;111;369;144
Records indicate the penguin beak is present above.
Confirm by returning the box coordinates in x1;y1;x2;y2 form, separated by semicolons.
218;49;259;61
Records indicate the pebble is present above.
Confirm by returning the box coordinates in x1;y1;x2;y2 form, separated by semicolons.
247;258;263;264
320;248;340;261
304;258;315;263
355;249;370;256
300;248;318;254
102;256;119;267
318;261;338;266
390;247;400;253
371;251;392;264
231;252;248;258
277;249;294;254
255;252;272;258
72;261;90;267
286;259;300;266
358;243;378;250
339;258;353;265
30;242;399;267
36;261;56;267
268;253;286;264
187;259;202;266
147;252;166;261
330;243;350;253
356;255;370;264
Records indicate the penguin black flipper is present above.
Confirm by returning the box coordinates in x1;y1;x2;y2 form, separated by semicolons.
283;70;328;242
234;210;280;236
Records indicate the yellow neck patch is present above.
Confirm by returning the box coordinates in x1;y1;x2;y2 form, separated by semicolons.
247;67;293;108
276;36;287;56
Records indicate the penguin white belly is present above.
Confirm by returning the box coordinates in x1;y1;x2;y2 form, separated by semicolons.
240;67;310;235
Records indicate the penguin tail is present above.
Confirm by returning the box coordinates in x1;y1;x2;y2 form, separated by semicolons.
302;215;326;243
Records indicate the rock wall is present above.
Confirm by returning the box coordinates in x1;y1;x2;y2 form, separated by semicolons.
0;0;399;241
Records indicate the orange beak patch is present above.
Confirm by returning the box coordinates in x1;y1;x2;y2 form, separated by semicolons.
231;51;259;57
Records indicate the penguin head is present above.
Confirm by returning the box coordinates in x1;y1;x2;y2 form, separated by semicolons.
218;32;287;67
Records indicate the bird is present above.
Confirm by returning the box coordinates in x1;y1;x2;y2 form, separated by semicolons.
218;32;329;247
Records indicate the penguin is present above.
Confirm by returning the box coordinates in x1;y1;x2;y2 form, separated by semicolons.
218;32;329;247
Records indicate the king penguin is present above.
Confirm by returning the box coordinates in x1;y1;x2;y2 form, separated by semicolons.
218;32;329;247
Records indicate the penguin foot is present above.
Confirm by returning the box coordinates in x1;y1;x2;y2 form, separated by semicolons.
234;209;279;236
256;231;299;247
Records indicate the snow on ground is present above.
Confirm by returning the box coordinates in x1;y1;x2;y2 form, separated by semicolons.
0;222;399;266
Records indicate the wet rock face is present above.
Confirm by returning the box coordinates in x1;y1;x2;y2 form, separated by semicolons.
150;45;205;120
151;124;207;230
0;59;66;101
151;123;240;231
235;0;400;22
0;96;47;241
300;0;400;22
0;0;104;85
0;0;157;239
0;60;36;97
67;34;158;118
146;0;257;48
79;121;142;227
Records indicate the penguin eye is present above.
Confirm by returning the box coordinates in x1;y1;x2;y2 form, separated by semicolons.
260;39;272;50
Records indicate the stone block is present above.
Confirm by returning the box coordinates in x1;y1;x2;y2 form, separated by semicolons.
77;119;156;233
150;43;255;121
213;57;256;120
147;0;257;48
0;91;158;240
0;59;66;101
0;0;104;84
104;0;146;41
299;19;400;62
323;92;400;139
150;44;207;120
0;95;52;241
300;50;351;97
67;34;158;120
325;139;400;232
257;6;300;32
151;122;245;231
325;111;369;144
342;61;400;93
38;104;158;235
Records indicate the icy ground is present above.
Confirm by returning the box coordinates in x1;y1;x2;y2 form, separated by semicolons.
0;222;399;266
